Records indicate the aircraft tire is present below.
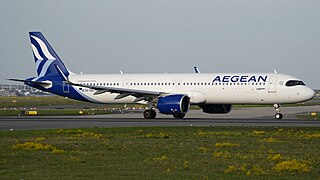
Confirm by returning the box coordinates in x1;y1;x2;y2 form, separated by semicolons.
173;113;185;119
275;113;283;120
144;109;156;119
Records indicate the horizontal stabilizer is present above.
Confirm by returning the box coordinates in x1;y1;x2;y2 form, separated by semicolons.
7;79;52;89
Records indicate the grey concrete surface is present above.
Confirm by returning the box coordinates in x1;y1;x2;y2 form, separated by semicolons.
0;106;319;130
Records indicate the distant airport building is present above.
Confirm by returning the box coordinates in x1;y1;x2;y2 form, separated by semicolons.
0;84;51;96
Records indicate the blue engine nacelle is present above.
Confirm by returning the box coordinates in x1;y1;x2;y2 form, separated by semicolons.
157;94;190;114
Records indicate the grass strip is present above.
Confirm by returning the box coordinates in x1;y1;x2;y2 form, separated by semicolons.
1;126;320;179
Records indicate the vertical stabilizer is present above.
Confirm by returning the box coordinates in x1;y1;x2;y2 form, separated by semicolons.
29;32;71;80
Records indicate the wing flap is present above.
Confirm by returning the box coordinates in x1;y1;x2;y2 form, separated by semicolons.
68;81;162;100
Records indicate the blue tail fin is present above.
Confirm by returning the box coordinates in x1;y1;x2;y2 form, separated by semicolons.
29;32;71;79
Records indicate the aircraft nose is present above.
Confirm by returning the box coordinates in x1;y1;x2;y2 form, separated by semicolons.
304;88;315;101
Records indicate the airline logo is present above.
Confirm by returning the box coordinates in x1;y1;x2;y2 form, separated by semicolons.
212;75;268;83
29;33;57;77
30;35;56;61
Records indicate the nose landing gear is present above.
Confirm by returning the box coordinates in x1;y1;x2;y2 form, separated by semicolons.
274;104;283;119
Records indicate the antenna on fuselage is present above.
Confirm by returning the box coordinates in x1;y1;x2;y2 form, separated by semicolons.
273;69;278;74
194;66;201;73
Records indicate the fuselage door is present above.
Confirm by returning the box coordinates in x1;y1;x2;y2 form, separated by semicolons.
63;81;70;93
268;76;277;93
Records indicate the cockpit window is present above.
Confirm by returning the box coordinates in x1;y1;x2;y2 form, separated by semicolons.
285;80;305;87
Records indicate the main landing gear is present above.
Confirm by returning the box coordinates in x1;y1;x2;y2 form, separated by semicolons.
274;104;283;120
143;109;156;119
143;109;186;119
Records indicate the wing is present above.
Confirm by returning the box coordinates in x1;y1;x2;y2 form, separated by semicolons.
67;81;164;103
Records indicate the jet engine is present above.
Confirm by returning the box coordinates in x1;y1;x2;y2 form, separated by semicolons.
157;95;190;114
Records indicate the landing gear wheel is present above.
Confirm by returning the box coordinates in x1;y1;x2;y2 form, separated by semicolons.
274;104;283;120
173;113;185;119
143;109;156;119
151;109;156;119
275;113;283;120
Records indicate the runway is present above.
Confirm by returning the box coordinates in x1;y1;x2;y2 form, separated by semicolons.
0;106;319;130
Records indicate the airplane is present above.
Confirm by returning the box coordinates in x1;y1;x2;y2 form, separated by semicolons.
9;32;315;120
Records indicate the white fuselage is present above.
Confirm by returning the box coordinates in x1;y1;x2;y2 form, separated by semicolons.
68;73;315;105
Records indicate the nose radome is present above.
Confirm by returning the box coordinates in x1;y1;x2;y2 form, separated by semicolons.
305;88;316;101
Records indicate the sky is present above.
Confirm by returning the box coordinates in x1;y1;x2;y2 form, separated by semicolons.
1;0;319;88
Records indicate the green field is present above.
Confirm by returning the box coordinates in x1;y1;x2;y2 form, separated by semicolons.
0;96;89;108
0;96;142;116
0;96;145;109
0;109;111;116
1;126;320;179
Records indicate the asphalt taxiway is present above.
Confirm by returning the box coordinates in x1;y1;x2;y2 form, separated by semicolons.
0;106;319;130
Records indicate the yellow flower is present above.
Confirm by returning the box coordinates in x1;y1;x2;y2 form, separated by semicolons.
12;141;65;154
145;133;153;138
259;137;282;143
198;147;211;153
304;133;320;139
251;165;266;175
215;142;240;148
158;132;169;138
153;155;168;162
35;137;45;141
213;151;231;159
51;149;65;154
183;160;190;170
145;132;169;138
268;154;281;161
224;165;237;174
274;159;311;173
252;130;266;135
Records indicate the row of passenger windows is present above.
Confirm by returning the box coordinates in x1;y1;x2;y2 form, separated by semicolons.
80;82;266;86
